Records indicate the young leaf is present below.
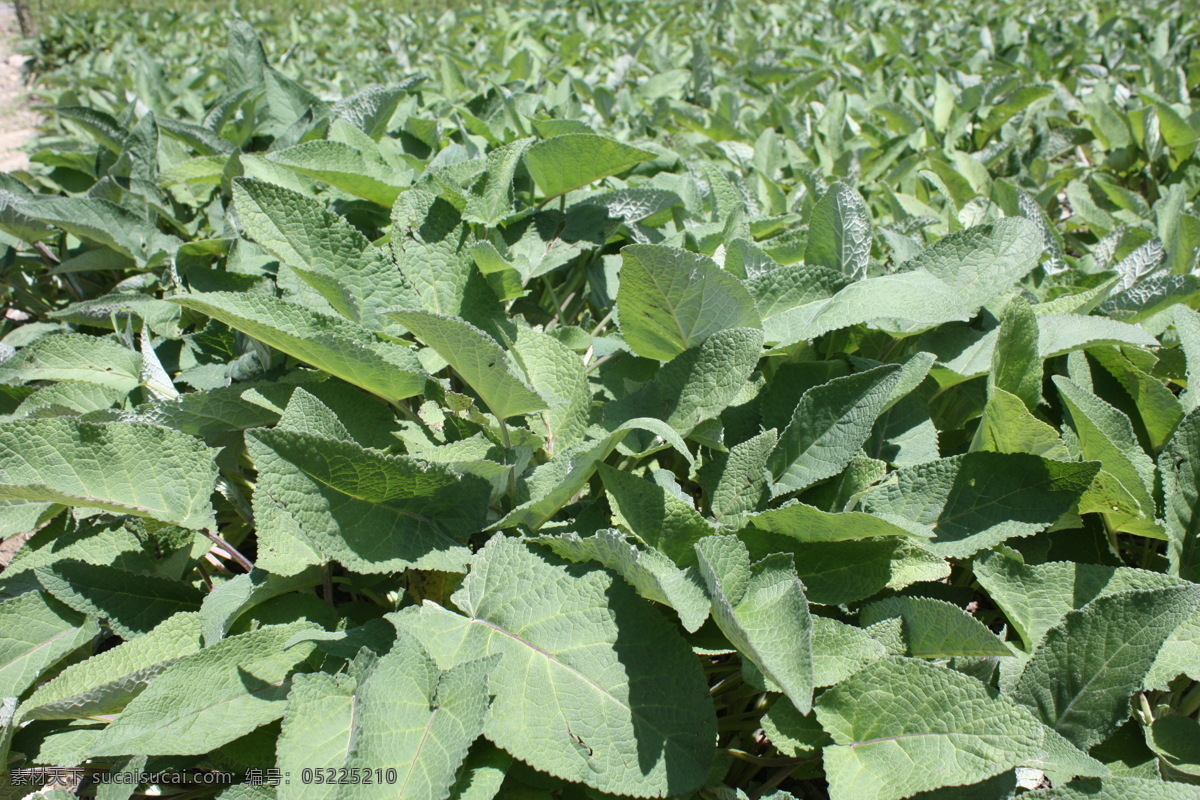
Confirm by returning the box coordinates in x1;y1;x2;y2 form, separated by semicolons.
695;535;814;712
990;297;1042;411
769;364;902;496
0;334;142;394
386;309;547;420
601;463;713;567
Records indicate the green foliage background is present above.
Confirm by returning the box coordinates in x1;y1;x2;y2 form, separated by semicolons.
3;0;1200;798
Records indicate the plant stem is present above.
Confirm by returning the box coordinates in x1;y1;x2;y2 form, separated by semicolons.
497;415;518;505
203;530;254;572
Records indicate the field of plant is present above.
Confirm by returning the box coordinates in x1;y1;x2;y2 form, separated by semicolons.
1;0;1200;798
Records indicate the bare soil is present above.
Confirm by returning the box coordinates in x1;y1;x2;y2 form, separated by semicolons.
0;3;38;173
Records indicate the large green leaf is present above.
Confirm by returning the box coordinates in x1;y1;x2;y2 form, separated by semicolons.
35;561;203;640
0;418;217;529
757;270;970;348
1162;409;1200;581
1054;376;1160;538
0;334;142;394
19;612;202;721
247;427;486;575
277;630;493;800
905;218;1041;311
605;327;764;439
0;592;97;699
1011;585;1200;749
392;535;716;798
855;452;1099;557
616;245;762;361
859;596;1012;658
173;293;426;403
89;622;319;756
816;658;1042;800
232;178;415;329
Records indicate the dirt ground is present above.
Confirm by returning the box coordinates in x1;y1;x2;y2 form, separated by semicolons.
0;3;38;173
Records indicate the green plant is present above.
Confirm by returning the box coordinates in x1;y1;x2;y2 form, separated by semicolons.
3;2;1200;799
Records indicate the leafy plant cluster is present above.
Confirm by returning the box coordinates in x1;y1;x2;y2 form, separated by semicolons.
2;0;1200;798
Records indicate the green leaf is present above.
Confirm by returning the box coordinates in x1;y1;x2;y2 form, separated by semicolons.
35;561;203;640
973;550;1184;653
972;387;1068;458
535;529;710;633
906;219;1041;312
757;270;970;348
247;427;486;575
1054;376;1160;538
769;364;902;496
1146;713;1200;780
0;592;97;698
89;623;319;756
200;567;323;645
523;134;655;201
266;140;406;206
393;535;716;798
811;616;886;688
1032;777;1200;800
464;138;535;225
990;297;1042;411
816;658;1042;800
748;501;929;543
616;245;762;361
706;428;777;525
232;178;415;330
391;191;503;328
695;535;814;712
342;632;494;800
511;327;590;455
1162;409;1200;581
605;327;765;440
19;612;202;721
0;334;142;394
1011;585;1200;749
855;452;1099;558
805;182;871;280
173;292;426;403
601;463;713;567
859;596;1012;658
277;672;358;800
0;418;217;530
494;418;692;531
385;310;547;420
